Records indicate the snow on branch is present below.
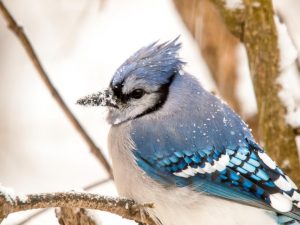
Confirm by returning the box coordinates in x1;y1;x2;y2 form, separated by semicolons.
273;0;300;69
224;0;244;10
0;186;157;225
275;16;300;129
15;178;112;225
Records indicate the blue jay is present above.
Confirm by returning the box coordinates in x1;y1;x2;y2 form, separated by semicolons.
77;38;300;225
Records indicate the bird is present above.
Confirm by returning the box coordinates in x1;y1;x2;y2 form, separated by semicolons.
77;38;300;225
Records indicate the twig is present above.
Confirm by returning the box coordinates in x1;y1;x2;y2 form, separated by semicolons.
0;190;156;225
0;1;112;178
15;177;112;225
83;178;112;190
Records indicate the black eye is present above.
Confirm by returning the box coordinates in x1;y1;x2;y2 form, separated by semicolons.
130;89;145;99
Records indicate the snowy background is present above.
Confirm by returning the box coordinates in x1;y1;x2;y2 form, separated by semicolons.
0;0;299;224
0;0;214;224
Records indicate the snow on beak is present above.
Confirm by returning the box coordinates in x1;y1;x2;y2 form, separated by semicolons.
76;89;118;108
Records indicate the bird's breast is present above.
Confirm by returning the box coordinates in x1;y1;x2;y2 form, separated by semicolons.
108;123;277;225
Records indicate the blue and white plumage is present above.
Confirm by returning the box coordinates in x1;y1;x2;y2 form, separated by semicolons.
78;38;300;225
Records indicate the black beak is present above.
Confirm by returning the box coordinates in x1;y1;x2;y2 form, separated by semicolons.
76;89;118;108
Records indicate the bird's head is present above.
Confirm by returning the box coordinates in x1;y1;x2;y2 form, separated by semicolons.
77;38;184;125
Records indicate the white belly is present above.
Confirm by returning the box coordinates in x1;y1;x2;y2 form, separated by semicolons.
145;191;278;225
108;125;278;225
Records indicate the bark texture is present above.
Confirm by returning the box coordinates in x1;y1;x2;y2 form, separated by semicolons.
0;190;156;225
242;0;300;184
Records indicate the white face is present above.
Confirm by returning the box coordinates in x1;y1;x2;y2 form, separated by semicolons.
106;91;161;125
106;73;172;125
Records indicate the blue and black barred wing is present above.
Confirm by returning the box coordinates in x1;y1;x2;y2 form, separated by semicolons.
134;138;300;221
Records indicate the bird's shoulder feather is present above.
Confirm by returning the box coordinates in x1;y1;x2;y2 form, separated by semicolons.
130;90;300;221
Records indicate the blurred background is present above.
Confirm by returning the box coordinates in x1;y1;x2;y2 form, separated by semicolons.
0;0;299;224
0;0;214;224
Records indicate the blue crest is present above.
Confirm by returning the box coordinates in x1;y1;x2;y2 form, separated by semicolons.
111;37;185;87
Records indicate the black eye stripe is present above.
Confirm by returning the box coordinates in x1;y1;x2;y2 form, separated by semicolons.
110;70;176;105
110;82;123;99
129;89;145;99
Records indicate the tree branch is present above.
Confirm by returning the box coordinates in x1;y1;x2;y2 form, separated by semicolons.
208;0;245;37
0;1;113;178
241;0;300;185
15;177;112;225
0;189;156;225
174;0;246;38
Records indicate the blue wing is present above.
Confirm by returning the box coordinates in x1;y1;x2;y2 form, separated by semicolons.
130;88;300;221
133;135;300;221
